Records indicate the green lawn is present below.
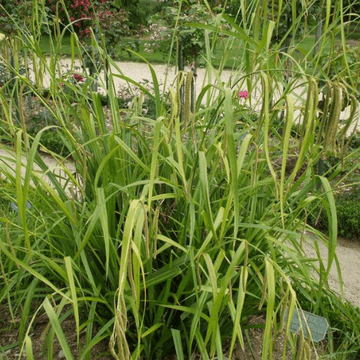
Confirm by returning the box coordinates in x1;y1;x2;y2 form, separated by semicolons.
36;30;358;77
38;33;335;68
39;35;173;63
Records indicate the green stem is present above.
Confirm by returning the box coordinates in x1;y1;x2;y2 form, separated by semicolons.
178;39;184;123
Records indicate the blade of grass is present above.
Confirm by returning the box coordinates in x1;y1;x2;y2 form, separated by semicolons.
43;297;75;360
171;329;185;360
64;256;80;345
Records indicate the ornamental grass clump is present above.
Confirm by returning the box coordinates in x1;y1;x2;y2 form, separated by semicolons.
0;1;360;359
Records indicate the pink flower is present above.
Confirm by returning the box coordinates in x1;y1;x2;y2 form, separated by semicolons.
73;73;83;82
106;11;111;15
238;90;248;99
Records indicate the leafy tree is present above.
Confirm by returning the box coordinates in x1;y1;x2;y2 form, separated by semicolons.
114;0;154;29
0;0;35;34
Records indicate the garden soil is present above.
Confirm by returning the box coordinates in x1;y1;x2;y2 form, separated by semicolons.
1;61;360;359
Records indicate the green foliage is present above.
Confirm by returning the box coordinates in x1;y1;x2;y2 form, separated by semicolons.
46;0;112;36
347;131;360;150
311;185;360;239
0;0;33;34
1;0;54;36
0;60;7;88
0;56;26;93
26;109;70;157
318;44;360;99
1;1;360;359
336;187;360;238
294;278;360;358
148;2;211;65
176;3;209;64
113;0;153;29
269;0;307;43
93;6;131;57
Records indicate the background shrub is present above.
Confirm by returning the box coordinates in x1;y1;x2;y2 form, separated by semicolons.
47;0;112;36
113;0;154;30
27;109;71;157
335;186;360;239
309;185;360;239
1;0;151;36
0;0;33;34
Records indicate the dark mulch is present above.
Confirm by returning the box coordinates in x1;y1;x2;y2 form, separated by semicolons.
0;302;113;360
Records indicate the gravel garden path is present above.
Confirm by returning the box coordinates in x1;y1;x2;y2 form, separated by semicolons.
302;235;360;308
